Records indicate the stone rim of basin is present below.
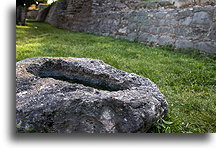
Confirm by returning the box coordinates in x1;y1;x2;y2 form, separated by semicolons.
16;57;168;133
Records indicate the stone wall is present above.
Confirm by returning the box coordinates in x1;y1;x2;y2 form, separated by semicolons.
27;10;38;19
168;0;215;8
38;0;215;54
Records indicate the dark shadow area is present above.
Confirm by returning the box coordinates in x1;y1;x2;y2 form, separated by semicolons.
9;7;17;142
11;132;209;142
26;59;127;91
40;75;123;91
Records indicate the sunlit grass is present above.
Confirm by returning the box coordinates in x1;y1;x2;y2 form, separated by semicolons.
16;20;216;133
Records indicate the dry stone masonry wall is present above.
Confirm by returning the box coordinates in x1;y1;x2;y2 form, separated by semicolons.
37;0;215;53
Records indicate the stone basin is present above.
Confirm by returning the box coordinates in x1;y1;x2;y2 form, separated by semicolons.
16;57;168;133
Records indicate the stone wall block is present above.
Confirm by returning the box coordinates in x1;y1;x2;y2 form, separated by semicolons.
174;27;192;36
126;32;138;41
147;34;159;43
138;33;151;43
194;42;215;53
128;23;139;32
179;17;192;26
165;11;178;19
159;19;166;26
149;27;159;35
149;19;161;27
191;27;209;36
113;20;120;26
155;12;167;19
139;25;149;33
193;4;215;13
158;27;174;35
192;12;211;26
207;24;215;41
164;19;179;26
158;36;175;45
175;40;194;49
178;9;193;18
121;19;129;25
118;27;128;34
136;10;148;17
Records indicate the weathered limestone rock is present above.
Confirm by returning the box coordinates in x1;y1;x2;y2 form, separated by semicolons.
16;57;168;133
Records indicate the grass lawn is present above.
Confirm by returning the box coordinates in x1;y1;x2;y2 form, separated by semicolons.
16;20;216;133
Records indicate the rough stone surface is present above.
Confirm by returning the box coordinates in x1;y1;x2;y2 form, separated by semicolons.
16;57;168;133
193;42;215;53
192;12;211;25
36;6;51;22
175;40;193;49
37;0;215;53
27;10;38;19
168;0;215;8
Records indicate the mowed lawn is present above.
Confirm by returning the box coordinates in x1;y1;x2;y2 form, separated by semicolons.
16;20;216;133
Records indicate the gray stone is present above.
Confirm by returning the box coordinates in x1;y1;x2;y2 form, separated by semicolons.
159;19;166;26
175;40;193;49
158;27;174;35
192;2;215;12
121;19;129;25
118;27;128;34
179;17;192;26
126;32;138;41
213;10;216;22
147;19;160;26
158;1;173;7
170;0;215;8
113;20;120;26
101;33;110;36
36;6;50;22
158;36;175;45
147;34;159;43
207;24;215;41
192;12;211;26
155;12;166;19
16;57;168;133
169;0;194;8
139;25;149;33
194;42;215;53
190;27;208;37
177;9;193;18
164;19;179;26
174;27;192;36
138;33;150;43
149;27;159;35
165;12;178;19
128;23;138;32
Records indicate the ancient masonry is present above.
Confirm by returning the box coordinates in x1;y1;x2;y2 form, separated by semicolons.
37;0;215;54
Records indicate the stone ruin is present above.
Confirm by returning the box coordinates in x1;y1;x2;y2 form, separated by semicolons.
16;57;168;133
168;0;215;8
36;0;215;54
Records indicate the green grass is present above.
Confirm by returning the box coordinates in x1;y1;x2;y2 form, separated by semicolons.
16;20;216;133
